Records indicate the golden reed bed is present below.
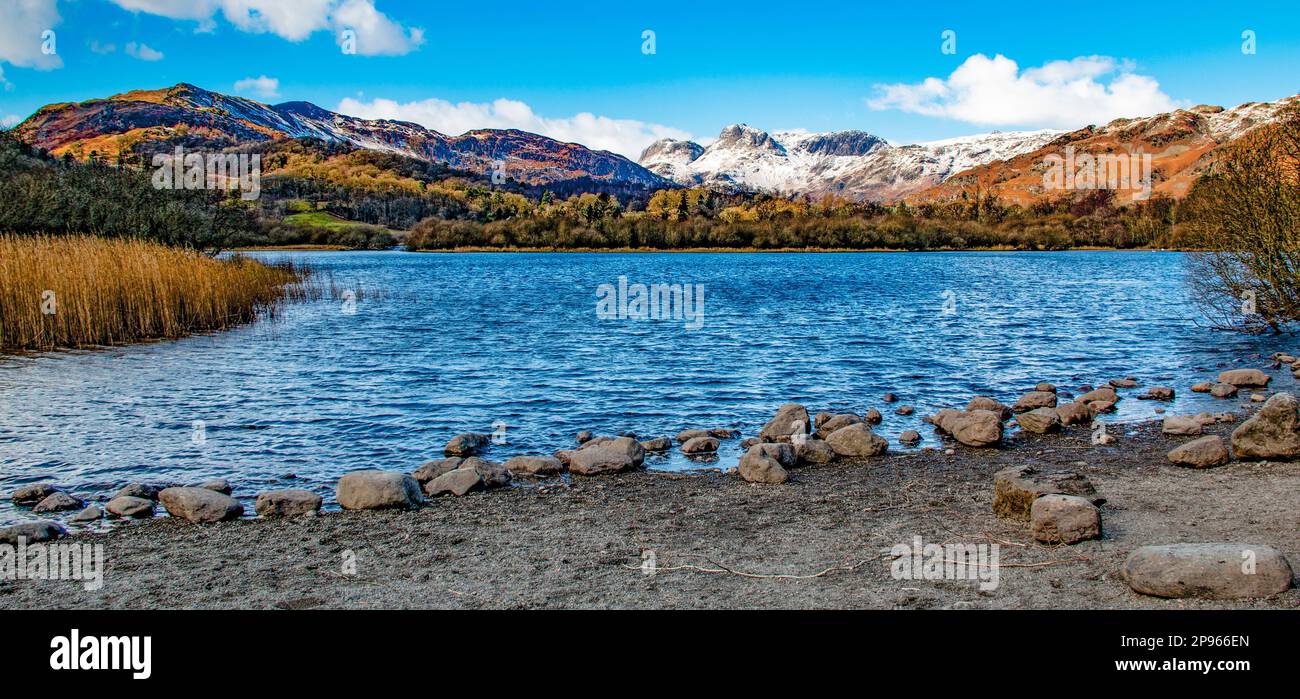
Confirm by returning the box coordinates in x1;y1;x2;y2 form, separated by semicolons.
0;235;300;352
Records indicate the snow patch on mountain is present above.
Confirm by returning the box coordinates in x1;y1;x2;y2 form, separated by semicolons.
639;124;1061;201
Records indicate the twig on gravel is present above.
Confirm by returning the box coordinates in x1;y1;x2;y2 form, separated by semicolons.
624;553;888;580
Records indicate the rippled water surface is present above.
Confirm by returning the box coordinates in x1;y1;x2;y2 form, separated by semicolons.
0;251;1281;524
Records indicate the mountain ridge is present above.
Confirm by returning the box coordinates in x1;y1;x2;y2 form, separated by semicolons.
11;83;667;190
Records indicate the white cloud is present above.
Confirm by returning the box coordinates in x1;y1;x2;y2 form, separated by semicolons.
124;41;164;61
89;40;117;54
0;0;63;71
336;95;693;160
233;75;279;98
108;0;422;55
2;114;22;128
867;54;1178;129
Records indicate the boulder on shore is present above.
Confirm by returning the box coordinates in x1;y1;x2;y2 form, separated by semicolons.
756;442;797;468
759;403;811;443
824;423;888;457
862;408;883;425
737;447;789;484
812;413;862;440
425;467;485;497
413;458;463;484
966;397;1012;420
993;465;1101;521
504;455;564;476
1123;543;1293;599
899;430;921;445
1162;415;1203;436
794;439;835;465
1056;401;1093;426
106;495;156;518
1030;495;1101;544
1190;381;1213;393
255;489;322;517
1167;435;1231;469
112;483;162;501
1017;407;1061;434
1141;386;1175;401
70;506;103;523
568;447;635;476
159;486;245;522
1013;391;1057;413
0;520;67;545
1230;392;1300;460
335;471;423;510
932;409;1003;448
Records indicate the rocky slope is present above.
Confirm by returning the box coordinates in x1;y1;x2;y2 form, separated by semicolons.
12;83;667;189
916;97;1299;205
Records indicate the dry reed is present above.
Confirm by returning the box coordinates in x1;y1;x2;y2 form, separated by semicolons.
0;234;302;352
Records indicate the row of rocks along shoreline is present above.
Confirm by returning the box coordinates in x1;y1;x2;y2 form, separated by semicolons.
5;355;1299;602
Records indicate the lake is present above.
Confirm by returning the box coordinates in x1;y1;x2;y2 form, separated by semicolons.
0;250;1278;524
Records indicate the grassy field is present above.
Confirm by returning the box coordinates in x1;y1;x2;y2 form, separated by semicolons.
0;235;302;352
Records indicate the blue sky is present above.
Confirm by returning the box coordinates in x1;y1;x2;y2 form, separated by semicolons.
2;0;1298;158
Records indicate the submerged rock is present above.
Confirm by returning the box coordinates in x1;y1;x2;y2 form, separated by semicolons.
1210;383;1239;398
1217;369;1270;387
640;436;673;452
680;436;720;455
11;483;60;506
199;478;233;495
33;492;84;513
444;432;490;457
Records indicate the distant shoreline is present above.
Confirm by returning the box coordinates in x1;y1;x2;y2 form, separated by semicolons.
236;245;1196;254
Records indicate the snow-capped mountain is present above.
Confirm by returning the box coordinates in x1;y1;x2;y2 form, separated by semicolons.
14;83;668;189
640;125;1061;201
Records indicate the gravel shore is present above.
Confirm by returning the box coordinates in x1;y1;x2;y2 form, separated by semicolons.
2;412;1296;610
